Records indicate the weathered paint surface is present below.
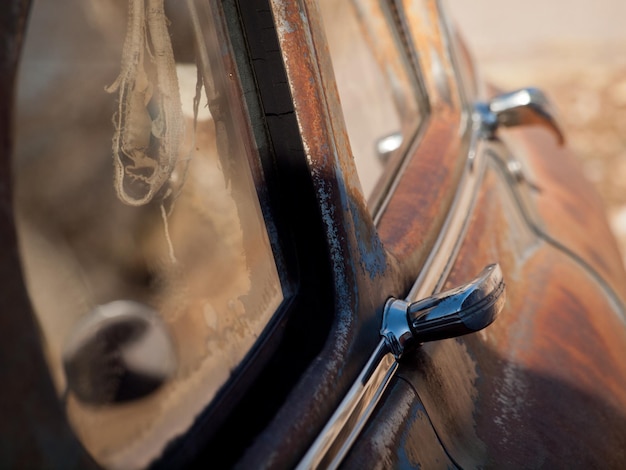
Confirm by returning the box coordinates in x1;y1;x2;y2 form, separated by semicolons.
398;157;626;467
500;126;626;305
342;377;455;469
243;0;626;465
376;0;467;287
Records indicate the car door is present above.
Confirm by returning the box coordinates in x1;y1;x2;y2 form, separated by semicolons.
228;0;490;467
288;0;626;468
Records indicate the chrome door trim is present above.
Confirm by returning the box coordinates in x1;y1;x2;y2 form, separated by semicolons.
296;341;397;470
409;117;485;298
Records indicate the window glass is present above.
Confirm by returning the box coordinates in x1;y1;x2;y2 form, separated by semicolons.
318;0;425;201
13;0;282;467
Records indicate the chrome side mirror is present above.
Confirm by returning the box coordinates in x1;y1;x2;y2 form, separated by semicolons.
375;132;403;164
476;87;564;145
299;264;505;469
381;264;505;359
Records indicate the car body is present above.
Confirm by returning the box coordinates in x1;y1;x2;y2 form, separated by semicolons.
1;0;625;468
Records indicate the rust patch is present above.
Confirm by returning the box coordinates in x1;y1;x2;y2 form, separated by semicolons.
409;162;626;467
377;111;465;279
500;126;626;304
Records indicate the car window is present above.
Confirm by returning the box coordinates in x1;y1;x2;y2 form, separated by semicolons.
318;0;426;203
12;0;283;467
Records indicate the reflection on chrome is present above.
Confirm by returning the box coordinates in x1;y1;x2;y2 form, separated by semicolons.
297;342;398;470
63;301;176;405
375;132;403;164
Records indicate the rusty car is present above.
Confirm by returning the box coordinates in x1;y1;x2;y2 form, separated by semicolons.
1;0;625;468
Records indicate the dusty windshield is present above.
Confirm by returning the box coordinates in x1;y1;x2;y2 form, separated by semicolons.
13;0;282;467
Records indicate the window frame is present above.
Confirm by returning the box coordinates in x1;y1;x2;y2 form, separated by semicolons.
226;0;477;466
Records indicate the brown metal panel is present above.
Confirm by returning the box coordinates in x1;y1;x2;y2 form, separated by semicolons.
377;110;465;278
501;126;626;303
375;0;468;284
399;159;626;467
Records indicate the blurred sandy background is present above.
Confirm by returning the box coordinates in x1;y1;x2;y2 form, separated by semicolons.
447;0;626;265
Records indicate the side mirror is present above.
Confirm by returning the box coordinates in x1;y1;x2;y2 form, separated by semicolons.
381;264;505;359
476;87;564;145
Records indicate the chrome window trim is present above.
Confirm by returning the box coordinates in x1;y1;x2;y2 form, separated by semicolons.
372;0;466;224
296;341;397;469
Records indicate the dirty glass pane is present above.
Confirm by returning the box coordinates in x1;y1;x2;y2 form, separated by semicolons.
13;0;282;467
319;0;424;202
